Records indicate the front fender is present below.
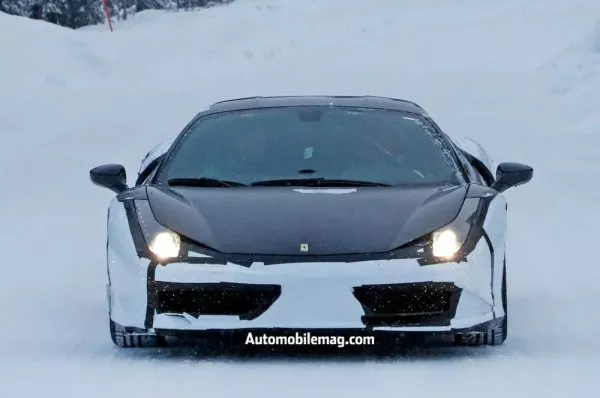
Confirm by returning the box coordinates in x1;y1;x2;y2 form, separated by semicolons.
107;197;151;328
481;194;507;317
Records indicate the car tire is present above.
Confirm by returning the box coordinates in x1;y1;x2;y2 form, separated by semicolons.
109;319;165;348
454;258;507;346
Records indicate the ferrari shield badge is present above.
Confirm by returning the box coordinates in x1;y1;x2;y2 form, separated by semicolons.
300;243;309;253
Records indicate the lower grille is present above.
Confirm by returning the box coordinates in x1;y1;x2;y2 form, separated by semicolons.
149;282;281;320
352;282;462;327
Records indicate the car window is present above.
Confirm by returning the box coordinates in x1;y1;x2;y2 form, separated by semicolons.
473;166;488;185
157;107;465;186
136;155;163;186
454;148;488;186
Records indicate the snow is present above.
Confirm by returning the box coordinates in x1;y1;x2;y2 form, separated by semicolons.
2;0;600;395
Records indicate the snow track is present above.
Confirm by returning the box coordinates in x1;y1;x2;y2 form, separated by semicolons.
1;1;600;396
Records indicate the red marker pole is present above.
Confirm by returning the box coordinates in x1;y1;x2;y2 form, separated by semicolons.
101;0;114;32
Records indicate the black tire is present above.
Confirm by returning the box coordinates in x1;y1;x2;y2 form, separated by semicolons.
109;320;165;348
499;261;508;343
454;259;507;346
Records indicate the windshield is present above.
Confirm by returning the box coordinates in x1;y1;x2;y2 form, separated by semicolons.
156;106;464;187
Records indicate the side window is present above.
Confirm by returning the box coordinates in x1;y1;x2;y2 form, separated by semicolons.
473;166;488;186
136;155;163;186
455;148;493;186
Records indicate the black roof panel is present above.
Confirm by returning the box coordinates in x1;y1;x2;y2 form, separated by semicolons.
207;95;427;115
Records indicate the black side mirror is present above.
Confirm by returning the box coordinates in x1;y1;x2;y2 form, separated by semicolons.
90;164;129;194
491;162;533;193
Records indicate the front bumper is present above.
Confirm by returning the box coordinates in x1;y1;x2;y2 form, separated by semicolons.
136;237;499;333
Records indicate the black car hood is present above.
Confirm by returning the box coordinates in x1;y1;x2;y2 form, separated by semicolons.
145;185;467;255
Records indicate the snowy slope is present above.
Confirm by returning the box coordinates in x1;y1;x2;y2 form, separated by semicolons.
2;0;600;396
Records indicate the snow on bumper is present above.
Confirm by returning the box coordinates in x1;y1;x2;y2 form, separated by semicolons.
148;239;497;332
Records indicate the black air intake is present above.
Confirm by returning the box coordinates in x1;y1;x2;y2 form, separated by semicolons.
352;282;462;327
149;282;281;320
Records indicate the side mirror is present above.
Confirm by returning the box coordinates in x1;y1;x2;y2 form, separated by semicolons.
491;162;533;193
90;164;129;194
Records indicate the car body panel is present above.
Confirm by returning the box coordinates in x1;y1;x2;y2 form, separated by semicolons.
146;185;468;255
207;95;427;115
482;194;508;318
108;230;495;331
107;198;149;329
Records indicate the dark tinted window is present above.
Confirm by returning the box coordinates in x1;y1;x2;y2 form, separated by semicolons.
158;107;463;186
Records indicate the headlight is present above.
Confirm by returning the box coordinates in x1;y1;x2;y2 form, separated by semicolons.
432;228;461;259
428;198;481;261
133;200;182;261
148;231;181;260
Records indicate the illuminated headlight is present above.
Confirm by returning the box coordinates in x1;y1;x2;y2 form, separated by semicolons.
432;228;461;259
412;198;483;264
149;231;181;260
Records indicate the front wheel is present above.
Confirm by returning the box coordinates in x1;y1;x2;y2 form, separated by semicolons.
454;260;507;346
109;320;165;348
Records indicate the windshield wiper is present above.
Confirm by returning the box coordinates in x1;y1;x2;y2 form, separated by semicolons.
251;178;391;187
167;177;246;187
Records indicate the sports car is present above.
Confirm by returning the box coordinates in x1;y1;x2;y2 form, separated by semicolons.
90;95;533;348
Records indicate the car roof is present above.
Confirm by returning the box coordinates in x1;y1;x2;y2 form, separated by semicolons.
206;95;428;115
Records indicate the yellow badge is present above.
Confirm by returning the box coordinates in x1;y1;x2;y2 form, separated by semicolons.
300;243;309;252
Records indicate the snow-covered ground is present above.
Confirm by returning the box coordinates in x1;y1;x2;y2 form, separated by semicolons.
2;0;600;396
